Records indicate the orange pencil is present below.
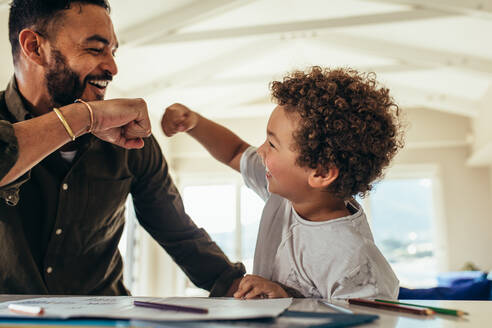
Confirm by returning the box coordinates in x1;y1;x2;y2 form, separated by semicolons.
348;298;435;316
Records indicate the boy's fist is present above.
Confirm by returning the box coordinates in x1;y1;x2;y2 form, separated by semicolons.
161;103;199;137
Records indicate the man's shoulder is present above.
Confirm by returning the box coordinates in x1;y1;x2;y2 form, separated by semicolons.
0;90;8;120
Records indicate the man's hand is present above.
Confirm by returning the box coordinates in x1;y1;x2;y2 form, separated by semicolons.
233;274;289;299
161;103;199;137
89;98;152;149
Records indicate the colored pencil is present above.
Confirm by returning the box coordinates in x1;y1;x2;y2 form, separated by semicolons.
348;298;435;316
133;300;208;314
8;304;44;316
375;299;468;317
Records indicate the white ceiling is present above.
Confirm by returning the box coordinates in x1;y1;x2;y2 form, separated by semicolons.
1;0;492;120
103;0;492;120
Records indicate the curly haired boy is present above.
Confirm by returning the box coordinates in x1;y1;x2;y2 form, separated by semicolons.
161;66;404;300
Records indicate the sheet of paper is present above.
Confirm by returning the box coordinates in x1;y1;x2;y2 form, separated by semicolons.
0;296;292;321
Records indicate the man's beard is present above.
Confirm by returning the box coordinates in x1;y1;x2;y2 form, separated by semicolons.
45;48;111;107
45;48;85;107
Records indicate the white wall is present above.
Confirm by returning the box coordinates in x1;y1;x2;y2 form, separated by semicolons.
0;8;13;87
469;86;492;166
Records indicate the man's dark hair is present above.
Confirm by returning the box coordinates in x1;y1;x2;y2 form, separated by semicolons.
8;0;110;65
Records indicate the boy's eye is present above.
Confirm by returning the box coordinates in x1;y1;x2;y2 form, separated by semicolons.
268;141;276;149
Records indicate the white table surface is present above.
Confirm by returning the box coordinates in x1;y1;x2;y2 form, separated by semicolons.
290;298;489;327
0;295;489;327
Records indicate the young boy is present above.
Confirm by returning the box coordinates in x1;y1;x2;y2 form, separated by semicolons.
161;67;403;300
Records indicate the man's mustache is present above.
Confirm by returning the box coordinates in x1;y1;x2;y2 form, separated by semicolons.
84;72;113;83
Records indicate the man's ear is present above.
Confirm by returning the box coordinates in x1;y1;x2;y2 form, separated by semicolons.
18;29;48;66
308;166;339;189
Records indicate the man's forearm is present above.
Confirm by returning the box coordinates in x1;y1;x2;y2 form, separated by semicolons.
0;103;89;186
187;114;250;172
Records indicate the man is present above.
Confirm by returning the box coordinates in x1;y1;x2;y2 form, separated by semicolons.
0;0;245;295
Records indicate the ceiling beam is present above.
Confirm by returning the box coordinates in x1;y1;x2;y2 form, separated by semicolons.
166;80;478;119
118;0;258;46
368;0;492;19
390;83;479;117
128;39;283;97
181;64;431;88
314;33;492;76
144;8;455;45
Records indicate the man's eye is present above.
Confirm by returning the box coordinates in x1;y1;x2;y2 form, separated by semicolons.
88;48;103;54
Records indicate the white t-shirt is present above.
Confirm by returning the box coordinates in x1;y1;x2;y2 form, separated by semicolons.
240;146;399;300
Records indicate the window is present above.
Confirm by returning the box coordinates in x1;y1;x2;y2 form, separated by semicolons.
363;177;439;288
183;184;237;260
240;185;264;273
181;181;264;294
118;196;140;293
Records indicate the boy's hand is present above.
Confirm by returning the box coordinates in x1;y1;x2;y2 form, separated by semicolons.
233;274;289;299
161;103;199;137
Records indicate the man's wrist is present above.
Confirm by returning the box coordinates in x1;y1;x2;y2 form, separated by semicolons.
61;103;93;138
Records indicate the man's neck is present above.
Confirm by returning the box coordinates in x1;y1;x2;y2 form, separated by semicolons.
15;72;81;152
15;71;52;116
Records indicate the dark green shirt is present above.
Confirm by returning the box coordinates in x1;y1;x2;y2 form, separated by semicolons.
0;77;245;295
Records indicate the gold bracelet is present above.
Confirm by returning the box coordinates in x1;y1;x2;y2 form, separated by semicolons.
75;98;94;132
53;107;76;141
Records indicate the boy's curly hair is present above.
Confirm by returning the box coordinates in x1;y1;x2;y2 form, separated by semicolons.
270;66;404;199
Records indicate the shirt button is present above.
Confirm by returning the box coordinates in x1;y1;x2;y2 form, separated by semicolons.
62;183;68;191
55;229;62;235
46;267;53;274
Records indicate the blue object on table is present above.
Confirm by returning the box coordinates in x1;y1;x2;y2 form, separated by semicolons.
131;311;380;327
437;271;486;287
399;272;492;300
0;318;130;326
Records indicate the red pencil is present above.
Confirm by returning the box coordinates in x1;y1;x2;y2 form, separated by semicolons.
348;298;435;316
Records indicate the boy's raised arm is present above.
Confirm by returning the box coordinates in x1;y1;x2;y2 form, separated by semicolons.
161;103;250;172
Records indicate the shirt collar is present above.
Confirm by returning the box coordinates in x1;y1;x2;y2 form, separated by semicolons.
5;76;34;122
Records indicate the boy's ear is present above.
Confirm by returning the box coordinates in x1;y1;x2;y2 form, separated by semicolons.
18;29;48;66
308;166;339;189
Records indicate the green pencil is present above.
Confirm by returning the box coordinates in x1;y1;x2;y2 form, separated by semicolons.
375;299;469;317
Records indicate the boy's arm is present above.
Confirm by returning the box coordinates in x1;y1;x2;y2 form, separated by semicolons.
161;103;250;172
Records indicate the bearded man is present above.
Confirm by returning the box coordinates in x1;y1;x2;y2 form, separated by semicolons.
0;0;244;295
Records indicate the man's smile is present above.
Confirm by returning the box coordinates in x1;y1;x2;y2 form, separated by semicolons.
88;79;110;89
87;78;111;98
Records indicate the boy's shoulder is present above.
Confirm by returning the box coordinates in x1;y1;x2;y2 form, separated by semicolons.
293;210;379;257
